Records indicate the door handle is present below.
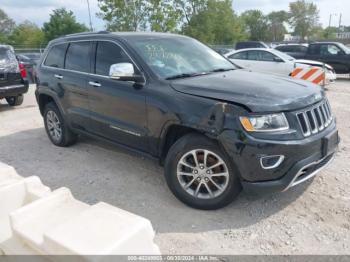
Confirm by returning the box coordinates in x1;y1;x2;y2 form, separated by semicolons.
54;74;63;79
89;81;101;87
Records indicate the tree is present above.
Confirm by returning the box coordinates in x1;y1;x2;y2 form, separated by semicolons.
267;11;288;41
9;21;45;48
0;8;15;43
174;0;209;25
289;0;319;40
182;0;245;45
147;0;182;32
43;8;88;41
97;0;148;31
240;10;269;41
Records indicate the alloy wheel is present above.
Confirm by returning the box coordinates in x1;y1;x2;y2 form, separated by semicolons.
177;149;230;199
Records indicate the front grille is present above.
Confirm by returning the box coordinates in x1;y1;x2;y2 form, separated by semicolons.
296;99;333;137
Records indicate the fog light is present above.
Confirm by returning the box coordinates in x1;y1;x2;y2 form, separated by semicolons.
260;155;285;169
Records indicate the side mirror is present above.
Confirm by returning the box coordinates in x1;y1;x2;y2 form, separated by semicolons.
109;63;144;83
273;57;284;63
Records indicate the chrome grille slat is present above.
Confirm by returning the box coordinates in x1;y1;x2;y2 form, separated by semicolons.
296;99;333;137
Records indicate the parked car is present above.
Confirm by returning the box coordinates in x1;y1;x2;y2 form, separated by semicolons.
303;42;350;74
35;32;339;210
225;48;337;84
235;41;269;50
275;44;308;59
16;53;42;83
212;47;234;55
0;45;29;106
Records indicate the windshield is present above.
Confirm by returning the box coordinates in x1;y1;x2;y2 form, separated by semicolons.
273;49;295;61
129;36;236;79
338;43;350;54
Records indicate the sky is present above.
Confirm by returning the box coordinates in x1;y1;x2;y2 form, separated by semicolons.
0;0;349;31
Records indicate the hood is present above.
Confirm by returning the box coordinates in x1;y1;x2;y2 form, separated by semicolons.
170;69;324;112
295;59;333;71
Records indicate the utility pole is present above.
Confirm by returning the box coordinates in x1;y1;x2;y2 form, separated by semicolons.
338;13;342;32
86;0;93;32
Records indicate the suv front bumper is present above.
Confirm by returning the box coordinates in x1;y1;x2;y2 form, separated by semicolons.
218;123;339;195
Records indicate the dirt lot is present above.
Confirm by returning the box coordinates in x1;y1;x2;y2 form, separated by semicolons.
0;80;349;255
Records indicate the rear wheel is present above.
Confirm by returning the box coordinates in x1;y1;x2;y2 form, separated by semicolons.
6;95;23;106
164;133;242;210
44;102;78;147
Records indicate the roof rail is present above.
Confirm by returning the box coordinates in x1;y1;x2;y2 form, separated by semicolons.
62;31;110;38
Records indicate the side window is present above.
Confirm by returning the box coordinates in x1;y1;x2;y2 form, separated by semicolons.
229;51;247;60
325;44;342;55
260;51;277;62
247;51;259;60
44;44;68;68
308;45;320;55
95;41;132;76
65;42;91;73
299;46;308;52
276;46;287;52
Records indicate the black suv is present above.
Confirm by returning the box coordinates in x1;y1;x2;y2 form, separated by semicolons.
0;45;29;106
35;32;339;210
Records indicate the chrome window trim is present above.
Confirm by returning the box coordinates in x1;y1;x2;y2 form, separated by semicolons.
41;38;147;84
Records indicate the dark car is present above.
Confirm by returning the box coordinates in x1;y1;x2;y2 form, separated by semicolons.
275;44;308;59
235;41;269;50
17;53;42;83
35;32;339;210
304;42;350;74
0;45;29;106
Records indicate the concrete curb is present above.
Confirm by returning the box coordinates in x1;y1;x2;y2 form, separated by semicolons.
0;162;160;259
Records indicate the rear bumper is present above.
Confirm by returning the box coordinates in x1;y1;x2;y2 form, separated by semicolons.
0;84;29;98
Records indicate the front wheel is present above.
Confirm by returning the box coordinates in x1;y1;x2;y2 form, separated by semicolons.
6;95;23;106
164;134;242;210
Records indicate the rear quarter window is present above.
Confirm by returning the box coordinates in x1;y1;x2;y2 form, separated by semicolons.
44;44;68;68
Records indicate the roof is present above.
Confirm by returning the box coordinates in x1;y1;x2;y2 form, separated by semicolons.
49;31;190;46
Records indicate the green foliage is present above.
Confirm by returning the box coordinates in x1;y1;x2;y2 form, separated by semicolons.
289;0;319;39
182;0;245;45
43;8;88;42
9;21;45;47
267;11;288;41
240;10;269;41
148;0;182;32
97;0;148;31
0;8;15;44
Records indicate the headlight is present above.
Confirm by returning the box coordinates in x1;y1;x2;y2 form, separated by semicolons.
239;113;289;132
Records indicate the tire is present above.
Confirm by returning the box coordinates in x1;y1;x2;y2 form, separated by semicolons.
164;133;242;210
43;102;78;147
6;95;23;106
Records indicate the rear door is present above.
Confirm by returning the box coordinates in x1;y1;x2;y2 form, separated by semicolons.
88;40;148;151
245;50;287;75
61;41;93;130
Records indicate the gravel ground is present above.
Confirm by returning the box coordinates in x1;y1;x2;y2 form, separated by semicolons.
0;80;349;255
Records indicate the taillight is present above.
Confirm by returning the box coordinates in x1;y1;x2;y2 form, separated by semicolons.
19;62;27;79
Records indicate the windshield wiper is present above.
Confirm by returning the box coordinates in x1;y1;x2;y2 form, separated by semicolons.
165;72;207;80
209;68;235;73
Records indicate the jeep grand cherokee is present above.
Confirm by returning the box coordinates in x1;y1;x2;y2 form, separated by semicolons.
35;32;339;210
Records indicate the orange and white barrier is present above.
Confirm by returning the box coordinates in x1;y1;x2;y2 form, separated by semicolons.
0;162;161;259
291;67;325;85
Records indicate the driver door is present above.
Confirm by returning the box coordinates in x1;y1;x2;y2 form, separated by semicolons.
88;41;148;152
